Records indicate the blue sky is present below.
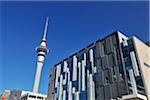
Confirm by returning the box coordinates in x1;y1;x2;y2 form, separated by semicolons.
0;1;149;94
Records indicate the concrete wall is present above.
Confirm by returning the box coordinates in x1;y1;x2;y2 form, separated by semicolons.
133;37;150;99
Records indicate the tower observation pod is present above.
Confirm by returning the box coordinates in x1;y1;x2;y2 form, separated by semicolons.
33;17;49;93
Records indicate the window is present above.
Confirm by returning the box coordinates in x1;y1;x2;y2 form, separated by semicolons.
113;67;117;81
29;95;36;98
37;96;43;99
105;77;109;84
122;48;129;57
102;42;106;54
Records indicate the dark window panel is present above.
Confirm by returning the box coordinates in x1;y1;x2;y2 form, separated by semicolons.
105;36;114;54
104;85;111;99
118;80;128;96
111;82;118;98
108;53;115;68
101;56;109;70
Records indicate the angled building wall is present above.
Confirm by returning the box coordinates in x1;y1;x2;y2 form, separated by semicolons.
132;37;150;99
121;37;148;100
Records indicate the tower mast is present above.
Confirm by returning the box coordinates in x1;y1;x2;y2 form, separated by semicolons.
33;17;49;93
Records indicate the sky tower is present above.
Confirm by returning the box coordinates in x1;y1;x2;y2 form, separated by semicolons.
33;17;49;93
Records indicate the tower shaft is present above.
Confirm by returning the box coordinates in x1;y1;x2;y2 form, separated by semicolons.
33;62;43;93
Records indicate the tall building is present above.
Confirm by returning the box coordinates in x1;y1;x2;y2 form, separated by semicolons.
47;31;150;100
33;17;49;93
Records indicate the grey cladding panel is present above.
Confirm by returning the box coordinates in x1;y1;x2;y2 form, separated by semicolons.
95;71;104;87
97;58;102;72
98;87;105;100
118;80;127;96
96;42;101;59
96;41;104;58
104;85;111;99
102;56;108;69
108;53;115;68
114;67;120;80
112;34;118;46
109;68;114;83
104;69;110;84
105;36;114;54
111;82;118;98
104;70;109;78
116;48;122;63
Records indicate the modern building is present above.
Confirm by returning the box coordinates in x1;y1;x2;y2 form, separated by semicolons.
47;31;150;100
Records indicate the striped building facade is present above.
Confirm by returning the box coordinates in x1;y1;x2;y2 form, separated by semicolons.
47;31;149;100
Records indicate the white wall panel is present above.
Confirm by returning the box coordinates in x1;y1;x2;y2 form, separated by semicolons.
58;75;63;100
68;81;72;100
72;87;76;93
118;31;128;43
89;74;93;100
55;65;59;88
63;61;68;85
130;51;140;76
87;70;90;100
63;61;68;72
57;82;60;98
82;60;85;91
92;81;95;100
68;69;70;87
76;92;79;100
129;69;137;94
73;56;77;81
62;90;66;100
78;62;81;92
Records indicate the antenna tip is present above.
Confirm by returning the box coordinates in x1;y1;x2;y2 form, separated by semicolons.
46;16;49;21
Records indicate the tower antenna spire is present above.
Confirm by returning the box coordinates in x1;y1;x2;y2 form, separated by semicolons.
43;16;49;40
